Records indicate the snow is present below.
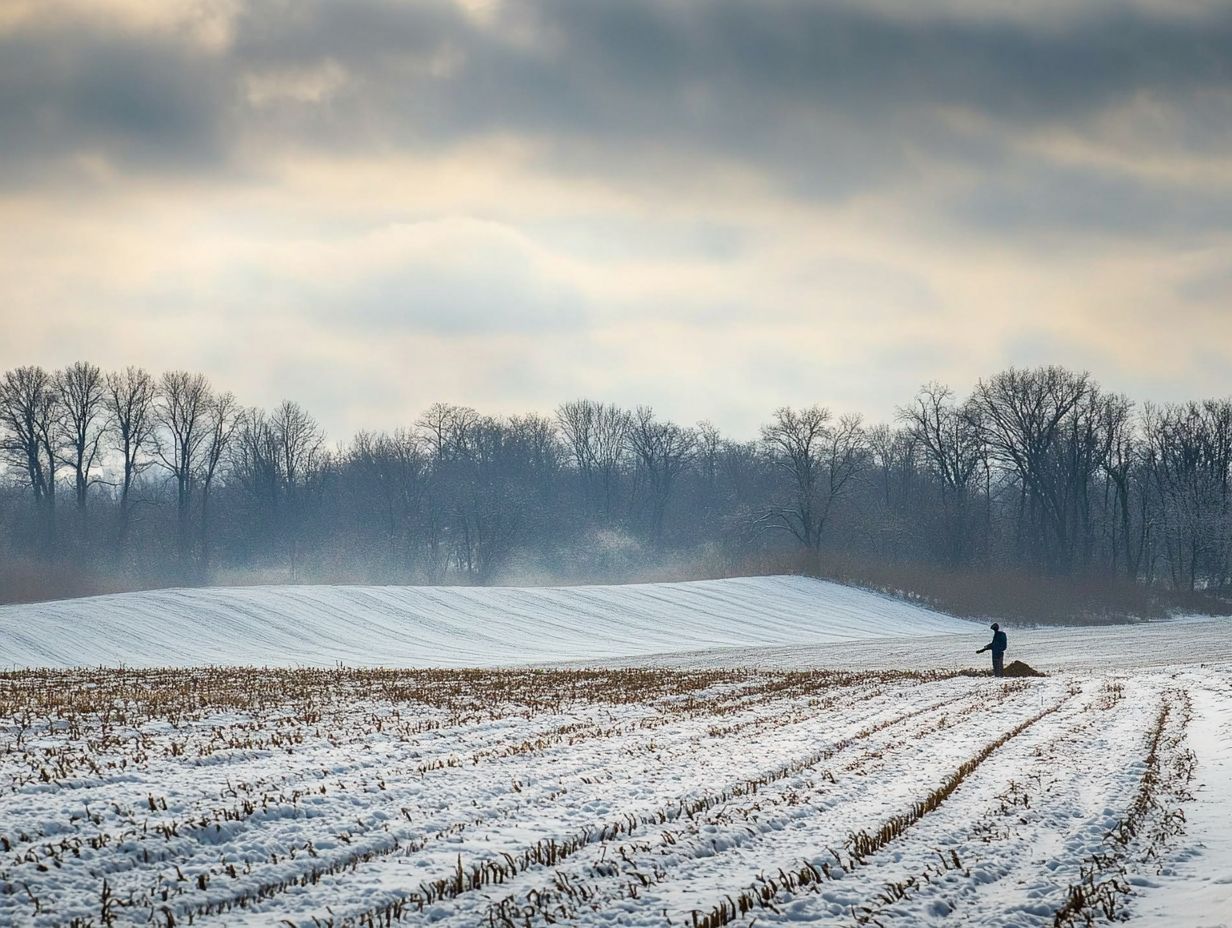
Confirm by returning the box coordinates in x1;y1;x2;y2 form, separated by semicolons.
2;665;1225;927
1;576;1229;926
0;575;981;668
1134;673;1232;927
586;615;1232;673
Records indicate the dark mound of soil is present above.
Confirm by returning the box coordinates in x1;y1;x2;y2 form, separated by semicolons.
1002;660;1046;677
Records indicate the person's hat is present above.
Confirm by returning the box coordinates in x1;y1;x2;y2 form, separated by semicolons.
990;623;1000;630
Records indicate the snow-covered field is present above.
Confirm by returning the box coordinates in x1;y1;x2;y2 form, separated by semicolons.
1;665;1226;927
0;577;1229;926
0;576;978;668
596;614;1232;673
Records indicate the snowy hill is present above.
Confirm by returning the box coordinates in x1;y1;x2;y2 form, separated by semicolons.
0;575;979;668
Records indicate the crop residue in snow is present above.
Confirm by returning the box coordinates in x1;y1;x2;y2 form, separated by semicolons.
0;665;1217;926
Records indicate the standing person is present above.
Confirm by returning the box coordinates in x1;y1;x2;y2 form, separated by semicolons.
976;623;1008;677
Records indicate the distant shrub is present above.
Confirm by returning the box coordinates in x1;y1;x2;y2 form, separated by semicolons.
0;559;129;605
724;549;1232;625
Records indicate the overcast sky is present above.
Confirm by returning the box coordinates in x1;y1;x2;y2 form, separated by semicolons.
3;0;1231;439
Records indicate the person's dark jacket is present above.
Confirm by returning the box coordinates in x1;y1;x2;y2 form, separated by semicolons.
978;630;1008;654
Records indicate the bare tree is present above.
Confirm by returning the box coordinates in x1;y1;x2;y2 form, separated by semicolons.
900;384;983;497
593;404;632;519
104;366;157;547
971;366;1093;571
199;392;241;571
1097;394;1140;578
507;414;561;473
0;366;61;546
1142;400;1232;590
899;383;985;564
557;399;596;486
760;405;865;551
232;409;280;516
416;402;453;462
447;417;529;582
280;401;331;576
271;400;327;495
860;423;919;561
556;400;631;518
416;403;481;462
55;361;108;516
345;429;429;578
12;353;1232;600
696;421;722;489
155;371;212;566
415;404;483;578
230;400;328;577
626;406;696;547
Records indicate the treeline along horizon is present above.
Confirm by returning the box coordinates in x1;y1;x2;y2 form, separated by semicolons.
3;362;1232;604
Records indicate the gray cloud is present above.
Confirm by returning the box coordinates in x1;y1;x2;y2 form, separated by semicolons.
3;0;1230;208
0;27;232;181
948;161;1232;241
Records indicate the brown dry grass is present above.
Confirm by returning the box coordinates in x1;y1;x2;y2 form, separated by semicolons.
0;559;135;605
729;549;1232;625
